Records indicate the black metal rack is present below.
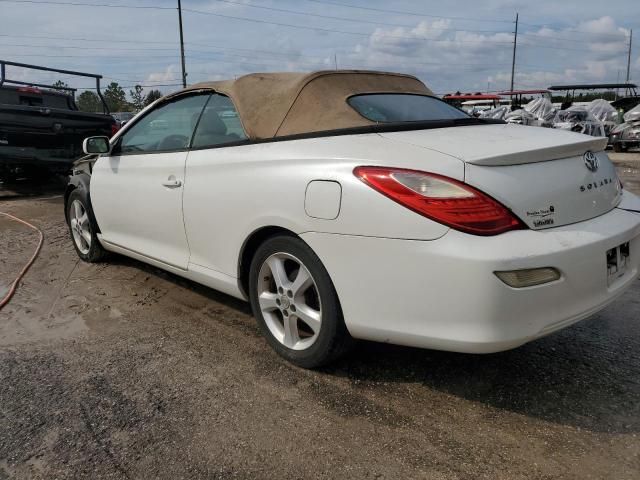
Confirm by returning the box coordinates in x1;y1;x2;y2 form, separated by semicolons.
0;60;109;113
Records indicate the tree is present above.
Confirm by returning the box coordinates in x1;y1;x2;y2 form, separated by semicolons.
51;80;70;93
77;91;102;112
129;84;145;112
103;81;128;112
144;89;163;106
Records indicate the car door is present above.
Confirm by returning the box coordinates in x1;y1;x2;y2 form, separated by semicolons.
91;93;210;269
182;94;251;274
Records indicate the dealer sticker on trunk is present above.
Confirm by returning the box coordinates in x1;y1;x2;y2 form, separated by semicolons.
526;205;556;228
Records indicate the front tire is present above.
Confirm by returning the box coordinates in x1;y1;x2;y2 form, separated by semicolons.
248;235;353;368
66;189;106;263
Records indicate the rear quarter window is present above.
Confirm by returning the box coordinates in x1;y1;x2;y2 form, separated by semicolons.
348;93;469;122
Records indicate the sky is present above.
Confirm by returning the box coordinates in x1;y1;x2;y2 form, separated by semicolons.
1;0;639;97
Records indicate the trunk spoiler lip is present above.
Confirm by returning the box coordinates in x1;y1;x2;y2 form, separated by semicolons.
381;127;608;167
463;136;608;166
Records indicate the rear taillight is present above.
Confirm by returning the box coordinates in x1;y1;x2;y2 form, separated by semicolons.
17;86;42;94
354;166;524;236
110;123;120;137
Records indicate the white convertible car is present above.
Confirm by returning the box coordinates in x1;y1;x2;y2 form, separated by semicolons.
67;70;640;367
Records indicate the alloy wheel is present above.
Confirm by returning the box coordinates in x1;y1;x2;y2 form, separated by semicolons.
257;252;322;350
69;199;91;255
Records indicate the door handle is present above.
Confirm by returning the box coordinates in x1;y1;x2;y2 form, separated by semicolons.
162;177;182;188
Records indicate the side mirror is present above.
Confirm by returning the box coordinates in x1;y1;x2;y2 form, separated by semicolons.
83;136;111;155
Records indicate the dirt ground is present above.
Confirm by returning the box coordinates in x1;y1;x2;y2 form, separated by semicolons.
1;153;640;479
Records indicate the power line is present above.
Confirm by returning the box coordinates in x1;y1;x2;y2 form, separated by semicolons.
4;0;628;42
3;43;179;52
103;75;182;83
6;53;180;59
299;0;514;24
5;42;517;68
2;7;618;54
5;39;606;56
0;34;323;60
0;33;177;45
518;21;629;39
0;0;172;9
302;0;632;41
72;82;183;89
186;54;510;72
182;7;514;45
519;31;629;44
0;34;351;61
3;34;615;66
2;33;504;63
517;42;629;54
4;53;515;94
207;0;511;34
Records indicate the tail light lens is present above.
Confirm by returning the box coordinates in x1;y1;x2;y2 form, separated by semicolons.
354;166;524;236
17;87;42;94
110;123;120;137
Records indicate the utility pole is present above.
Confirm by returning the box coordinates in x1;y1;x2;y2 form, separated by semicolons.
334;53;338;70
510;13;518;94
178;0;187;88
626;29;633;85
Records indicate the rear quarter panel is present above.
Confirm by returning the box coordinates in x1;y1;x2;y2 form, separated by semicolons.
182;133;464;277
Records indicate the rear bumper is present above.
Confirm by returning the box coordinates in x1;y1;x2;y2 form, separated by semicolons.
302;207;640;353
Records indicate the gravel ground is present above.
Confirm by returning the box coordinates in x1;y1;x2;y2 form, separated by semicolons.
0;153;639;479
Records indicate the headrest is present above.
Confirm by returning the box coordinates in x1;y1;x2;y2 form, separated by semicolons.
197;109;227;135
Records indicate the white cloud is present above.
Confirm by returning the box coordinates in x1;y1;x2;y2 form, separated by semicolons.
146;65;181;83
335;15;635;93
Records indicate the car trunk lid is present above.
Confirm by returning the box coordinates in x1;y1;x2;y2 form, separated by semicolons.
380;124;622;230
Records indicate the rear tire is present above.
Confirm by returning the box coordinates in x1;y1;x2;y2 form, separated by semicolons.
66;189;106;263
248;235;353;368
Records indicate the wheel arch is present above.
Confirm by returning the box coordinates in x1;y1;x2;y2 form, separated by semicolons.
64;173;101;233
237;225;300;298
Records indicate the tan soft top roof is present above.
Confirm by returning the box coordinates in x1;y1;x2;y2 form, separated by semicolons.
168;70;431;140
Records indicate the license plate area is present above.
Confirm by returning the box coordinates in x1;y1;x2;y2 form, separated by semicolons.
607;242;630;285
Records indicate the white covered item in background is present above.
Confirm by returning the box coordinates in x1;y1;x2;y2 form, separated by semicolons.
624;103;640;123
505;109;538;126
523;98;557;126
586;99;619;134
553;107;605;137
479;105;509;120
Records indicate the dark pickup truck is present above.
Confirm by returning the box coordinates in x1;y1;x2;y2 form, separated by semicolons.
0;60;116;179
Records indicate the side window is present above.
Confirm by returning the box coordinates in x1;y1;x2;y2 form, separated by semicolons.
119;94;210;154
191;94;247;149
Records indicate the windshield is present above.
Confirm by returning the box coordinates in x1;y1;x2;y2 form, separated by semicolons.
348;94;469;123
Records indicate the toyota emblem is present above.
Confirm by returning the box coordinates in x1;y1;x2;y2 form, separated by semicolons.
583;151;599;172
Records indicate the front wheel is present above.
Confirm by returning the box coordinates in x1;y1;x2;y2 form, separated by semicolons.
66;189;106;262
248;235;353;368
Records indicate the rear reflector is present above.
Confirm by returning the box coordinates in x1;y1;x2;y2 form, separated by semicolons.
354;166;524;236
494;268;561;288
17;86;42;94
